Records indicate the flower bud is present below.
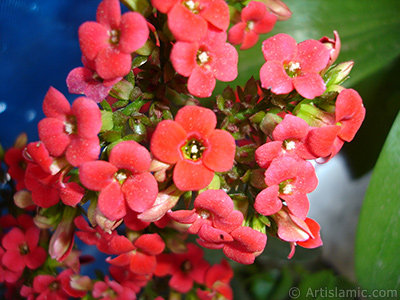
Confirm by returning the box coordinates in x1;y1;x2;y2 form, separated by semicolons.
320;31;341;69
14;190;35;209
138;185;183;222
49;206;77;261
262;0;292;21
259;110;283;136
293;102;335;127
324;61;354;91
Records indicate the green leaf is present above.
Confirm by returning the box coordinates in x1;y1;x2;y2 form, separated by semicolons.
355;110;400;298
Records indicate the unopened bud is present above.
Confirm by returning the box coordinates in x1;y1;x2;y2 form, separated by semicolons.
14;190;35;209
293;102;335;127
259;110;283;136
262;0;292;21
324;61;354;90
320;31;341;69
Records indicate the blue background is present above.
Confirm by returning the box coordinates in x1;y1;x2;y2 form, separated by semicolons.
0;0;100;148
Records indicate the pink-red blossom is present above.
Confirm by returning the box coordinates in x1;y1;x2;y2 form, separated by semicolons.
79;140;158;220
228;1;277;50
170;27;238;98
260;33;330;99
154;243;209;293
151;0;230;42
254;156;317;219
197;260;233;300
38;87;101;167
1;226;47;273
78;0;149;80
150;106;236;191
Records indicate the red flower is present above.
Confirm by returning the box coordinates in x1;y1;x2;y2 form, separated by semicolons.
154;243;210;293
228;1;277;50
254;156;317;219
170;27;238;98
150;106;236;191
4;147;26;190
1;226;47;273
38;87;101;167
106;233;165;275
222;226;267;265
32;269;76;300
79;140;158;220
78;0;149;80
67;56;122;103
272;209;322;258
169;189;243;238
197;260;233;300
260;33;330;99
151;0;230;42
93;275;137;300
74;216;118;254
255;114;316;168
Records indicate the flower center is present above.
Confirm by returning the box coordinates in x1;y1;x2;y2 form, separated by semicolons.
49;281;60;291
19;243;29;255
197;50;210;66
283;140;296;151
184;0;201;14
182;139;205;161
64;115;77;135
181;260;192;272
279;180;294;195
284;61;302;77
114;169;132;184
109;29;120;45
247;21;255;31
199;209;210;219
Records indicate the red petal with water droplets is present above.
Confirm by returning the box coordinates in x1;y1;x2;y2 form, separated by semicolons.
122;172;158;213
202;129;235;172
260;61;293;94
254;185;282;216
174;160;214;191
98;181;126;220
150;120;187;164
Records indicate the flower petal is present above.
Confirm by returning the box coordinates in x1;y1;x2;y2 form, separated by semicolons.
175;106;217;138
78;21;109;61
119;12;149;53
260;61;293;95
38;118;70;157
98;181;127;220
42;87;72;119
130;251;157;274
72;97;102;139
173;160;214;191
199;0;230;31
293;72;326;99
66;136;100;167
168;4;207;42
187;67;216;98
296;39;330;73
150;120;187;164
96;0;121;28
170;41;198;77
79;160;117;191
254;185;282;216
262;33;297;62
95;48;132;80
122;172;158;213
202;130;235;172
109;141;151;173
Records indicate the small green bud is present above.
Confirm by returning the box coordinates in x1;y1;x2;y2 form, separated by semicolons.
109;79;134;100
260;111;282;136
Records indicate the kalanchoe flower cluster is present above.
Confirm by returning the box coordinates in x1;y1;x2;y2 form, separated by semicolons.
0;0;366;298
